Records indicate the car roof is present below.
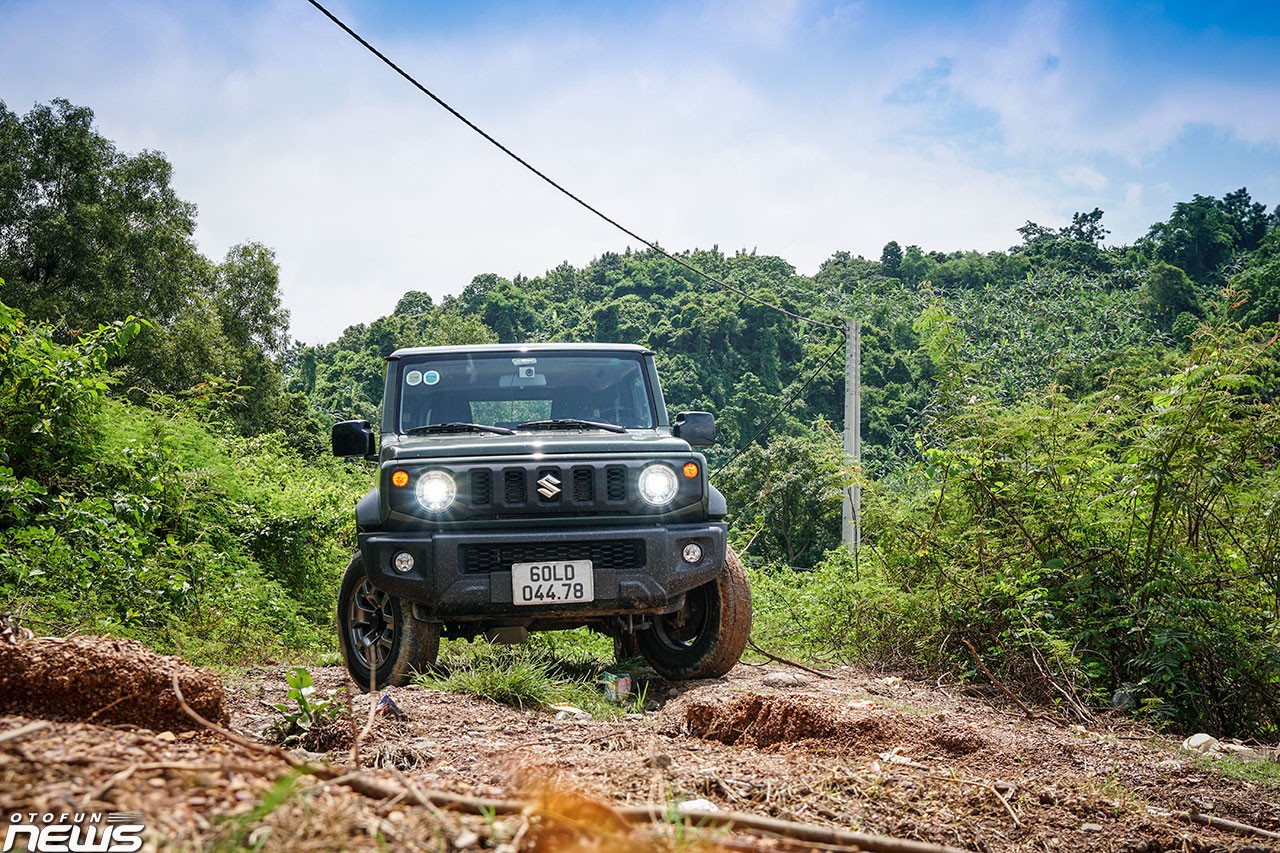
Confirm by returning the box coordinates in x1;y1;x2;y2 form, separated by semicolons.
388;342;653;359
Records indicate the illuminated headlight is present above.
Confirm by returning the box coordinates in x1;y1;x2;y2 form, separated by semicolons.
415;471;456;512
682;543;703;563
393;551;415;573
638;464;678;507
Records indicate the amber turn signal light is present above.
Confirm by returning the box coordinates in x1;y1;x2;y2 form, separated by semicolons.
682;462;699;479
391;470;410;488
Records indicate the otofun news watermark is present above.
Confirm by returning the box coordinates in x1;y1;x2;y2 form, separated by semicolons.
3;812;144;852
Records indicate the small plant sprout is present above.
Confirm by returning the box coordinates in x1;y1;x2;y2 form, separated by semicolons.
270;667;345;738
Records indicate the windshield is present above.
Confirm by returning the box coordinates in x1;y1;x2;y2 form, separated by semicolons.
394;352;657;434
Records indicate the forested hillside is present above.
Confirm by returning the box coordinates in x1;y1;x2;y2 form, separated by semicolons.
3;98;1279;736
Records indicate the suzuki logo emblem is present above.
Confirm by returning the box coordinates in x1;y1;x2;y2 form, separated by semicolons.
537;474;562;499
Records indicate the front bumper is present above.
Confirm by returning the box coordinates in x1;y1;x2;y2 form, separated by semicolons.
358;522;728;621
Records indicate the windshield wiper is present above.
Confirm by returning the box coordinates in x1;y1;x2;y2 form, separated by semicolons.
516;418;628;434
406;422;516;436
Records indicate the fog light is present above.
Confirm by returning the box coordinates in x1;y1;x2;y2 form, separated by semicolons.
682;543;703;563
393;551;415;573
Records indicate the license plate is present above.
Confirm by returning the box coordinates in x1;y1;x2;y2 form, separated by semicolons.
511;561;594;606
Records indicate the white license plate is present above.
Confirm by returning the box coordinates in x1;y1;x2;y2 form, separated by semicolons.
511;560;594;606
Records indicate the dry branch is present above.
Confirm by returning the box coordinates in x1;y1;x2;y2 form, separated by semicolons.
1178;810;1280;842
0;720;50;745
747;641;838;680
961;638;1035;719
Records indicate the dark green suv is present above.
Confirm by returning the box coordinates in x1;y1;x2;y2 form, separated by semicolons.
331;343;751;689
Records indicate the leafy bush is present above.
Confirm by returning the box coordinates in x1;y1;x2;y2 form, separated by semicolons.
0;294;367;665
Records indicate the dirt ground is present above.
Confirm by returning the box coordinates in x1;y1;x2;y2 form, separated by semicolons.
3;638;1279;852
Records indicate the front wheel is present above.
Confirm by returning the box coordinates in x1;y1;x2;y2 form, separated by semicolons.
337;553;439;691
636;546;752;679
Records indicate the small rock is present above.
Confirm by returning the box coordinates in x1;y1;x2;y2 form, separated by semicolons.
763;671;812;688
644;698;661;712
155;731;176;742
677;799;718;814
1156;760;1183;771
645;753;672;769
453;829;480;849
1182;733;1219;753
665;688;680;700
1081;823;1103;833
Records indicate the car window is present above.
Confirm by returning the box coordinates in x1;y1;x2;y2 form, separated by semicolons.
396;353;655;433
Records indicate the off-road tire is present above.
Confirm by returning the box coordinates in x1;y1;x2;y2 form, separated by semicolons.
337;553;439;691
635;546;752;679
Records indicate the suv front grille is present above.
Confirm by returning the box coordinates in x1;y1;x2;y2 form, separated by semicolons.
461;540;646;574
460;463;637;517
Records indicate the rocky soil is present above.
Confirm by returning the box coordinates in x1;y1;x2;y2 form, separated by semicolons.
2;635;1279;851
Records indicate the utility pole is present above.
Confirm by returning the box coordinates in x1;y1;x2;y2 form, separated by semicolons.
842;318;861;553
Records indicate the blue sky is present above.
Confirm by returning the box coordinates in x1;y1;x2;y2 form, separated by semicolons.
3;0;1279;343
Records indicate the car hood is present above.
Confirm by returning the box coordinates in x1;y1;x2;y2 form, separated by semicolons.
380;430;695;461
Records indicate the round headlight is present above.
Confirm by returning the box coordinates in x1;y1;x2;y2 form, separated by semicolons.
393;551;416;573
415;470;456;513
682;542;703;563
638;464;678;507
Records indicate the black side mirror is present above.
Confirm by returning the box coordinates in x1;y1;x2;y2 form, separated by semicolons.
673;411;715;447
332;419;377;459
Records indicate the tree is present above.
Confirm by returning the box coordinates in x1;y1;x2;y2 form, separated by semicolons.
0;99;203;329
880;241;903;279
1140;262;1200;330
215;242;289;356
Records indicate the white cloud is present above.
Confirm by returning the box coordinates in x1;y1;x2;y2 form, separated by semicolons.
1058;163;1107;192
3;0;1275;342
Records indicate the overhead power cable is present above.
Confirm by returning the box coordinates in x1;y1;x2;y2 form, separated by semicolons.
304;0;845;334
711;340;846;478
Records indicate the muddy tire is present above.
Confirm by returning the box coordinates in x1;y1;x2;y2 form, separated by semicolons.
337;553;439;691
636;546;752;679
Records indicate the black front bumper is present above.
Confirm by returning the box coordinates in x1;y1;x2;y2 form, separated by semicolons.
358;522;728;621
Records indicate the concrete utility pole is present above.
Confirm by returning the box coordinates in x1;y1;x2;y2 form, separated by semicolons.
842;319;861;553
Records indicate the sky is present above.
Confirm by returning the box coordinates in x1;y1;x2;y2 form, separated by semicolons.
3;0;1280;344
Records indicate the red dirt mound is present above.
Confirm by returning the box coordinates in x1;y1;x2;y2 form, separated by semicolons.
682;693;991;758
0;635;228;731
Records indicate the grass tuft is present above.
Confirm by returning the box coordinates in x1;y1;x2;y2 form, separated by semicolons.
415;630;641;719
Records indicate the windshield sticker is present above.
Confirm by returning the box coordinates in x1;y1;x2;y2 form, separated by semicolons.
405;370;423;386
424;370;441;385
512;357;537;365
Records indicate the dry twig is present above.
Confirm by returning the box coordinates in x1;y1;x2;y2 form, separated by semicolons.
1177;810;1280;842
0;720;49;745
747;641;837;680
960;638;1035;719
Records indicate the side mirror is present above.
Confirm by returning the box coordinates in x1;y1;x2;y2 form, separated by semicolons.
673;411;715;447
332;419;377;459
